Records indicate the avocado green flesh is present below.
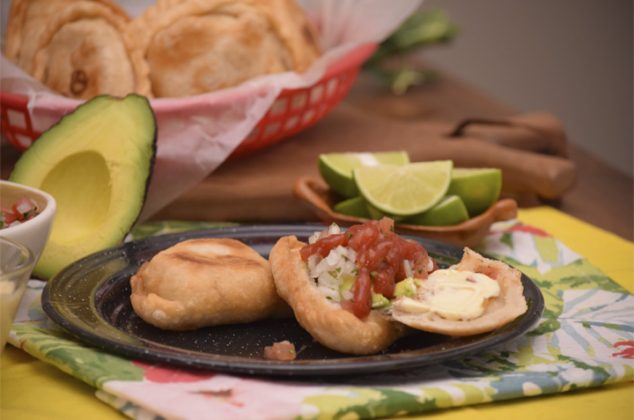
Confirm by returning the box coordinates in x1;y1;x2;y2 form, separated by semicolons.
41;151;112;242
371;293;390;309
394;278;418;298
337;274;413;309
9;94;156;279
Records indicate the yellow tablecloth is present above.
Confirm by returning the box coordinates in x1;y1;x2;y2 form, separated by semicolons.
1;207;633;420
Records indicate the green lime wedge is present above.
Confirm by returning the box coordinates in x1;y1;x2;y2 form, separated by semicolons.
318;151;410;198
404;195;469;226
447;168;502;216
366;202;385;220
333;196;371;218
365;202;405;221
354;160;453;216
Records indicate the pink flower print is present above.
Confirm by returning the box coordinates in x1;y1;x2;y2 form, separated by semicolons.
132;360;216;383
508;224;550;237
612;341;634;359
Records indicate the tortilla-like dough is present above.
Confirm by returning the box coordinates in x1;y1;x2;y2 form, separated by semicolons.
129;0;321;97
5;0;150;99
269;235;405;355
130;238;289;331
391;248;528;336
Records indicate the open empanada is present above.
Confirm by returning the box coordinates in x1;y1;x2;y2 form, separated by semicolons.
129;0;321;97
391;248;528;336
269;235;406;355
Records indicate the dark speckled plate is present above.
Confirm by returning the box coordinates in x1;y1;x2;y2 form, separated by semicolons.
42;224;544;377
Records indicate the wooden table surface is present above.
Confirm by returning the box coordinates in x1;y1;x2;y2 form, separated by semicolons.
154;68;633;242
1;66;632;242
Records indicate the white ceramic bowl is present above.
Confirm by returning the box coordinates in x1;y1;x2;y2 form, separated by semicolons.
0;180;56;266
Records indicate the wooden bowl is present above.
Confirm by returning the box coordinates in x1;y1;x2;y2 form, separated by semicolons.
293;176;518;248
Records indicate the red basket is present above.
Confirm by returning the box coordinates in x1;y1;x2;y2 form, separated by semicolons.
0;43;376;159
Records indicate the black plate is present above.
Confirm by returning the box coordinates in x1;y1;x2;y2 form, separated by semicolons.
42;224;544;377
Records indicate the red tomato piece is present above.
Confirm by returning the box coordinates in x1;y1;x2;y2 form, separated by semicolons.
351;267;372;318
263;340;297;361
300;233;347;260
372;263;396;298
300;218;436;320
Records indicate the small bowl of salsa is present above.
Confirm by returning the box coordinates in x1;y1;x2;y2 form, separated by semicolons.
0;180;56;270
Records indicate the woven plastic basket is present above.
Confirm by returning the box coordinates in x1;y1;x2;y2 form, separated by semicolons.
0;43;376;159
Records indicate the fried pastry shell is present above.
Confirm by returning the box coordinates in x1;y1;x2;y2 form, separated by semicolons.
5;0;150;99
130;238;290;331
391;248;528;336
129;0;321;97
269;235;405;355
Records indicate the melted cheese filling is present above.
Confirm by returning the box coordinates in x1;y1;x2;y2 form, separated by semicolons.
393;269;500;320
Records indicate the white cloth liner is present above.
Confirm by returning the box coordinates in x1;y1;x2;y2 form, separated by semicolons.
0;0;422;218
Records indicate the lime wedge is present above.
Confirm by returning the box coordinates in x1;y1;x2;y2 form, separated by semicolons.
404;195;469;226
354;160;453;216
366;202;386;220
447;168;502;216
318;151;410;198
333;196;371;218
365;202;405;222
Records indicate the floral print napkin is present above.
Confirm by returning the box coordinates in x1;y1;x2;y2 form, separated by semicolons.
8;220;634;419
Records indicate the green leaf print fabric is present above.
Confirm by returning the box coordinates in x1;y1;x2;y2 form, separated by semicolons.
7;220;634;420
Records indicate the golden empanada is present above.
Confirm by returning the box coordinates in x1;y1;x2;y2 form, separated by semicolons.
269;235;405;355
129;0;321;97
130;238;290;331
391;248;528;336
4;0;150;99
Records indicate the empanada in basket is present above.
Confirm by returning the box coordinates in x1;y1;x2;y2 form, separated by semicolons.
129;0;321;97
4;0;150;99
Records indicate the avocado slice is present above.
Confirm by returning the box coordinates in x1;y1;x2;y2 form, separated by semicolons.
394;278;418;298
371;292;391;309
10;94;157;279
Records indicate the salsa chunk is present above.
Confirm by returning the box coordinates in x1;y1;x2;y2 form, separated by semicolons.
301;218;435;318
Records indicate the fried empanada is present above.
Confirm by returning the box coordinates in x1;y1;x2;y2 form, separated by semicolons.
391;248;528;336
269;235;405;355
130;238;289;331
129;0;321;97
4;0;150;99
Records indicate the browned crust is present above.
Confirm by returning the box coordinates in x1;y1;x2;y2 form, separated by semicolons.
130;238;289;331
5;0;130;68
269;235;405;355
5;0;151;98
127;0;320;97
391;248;528;336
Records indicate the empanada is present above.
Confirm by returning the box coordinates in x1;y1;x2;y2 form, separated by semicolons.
269;235;406;355
129;0;321;97
4;0;150;99
391;248;528;336
130;238;289;331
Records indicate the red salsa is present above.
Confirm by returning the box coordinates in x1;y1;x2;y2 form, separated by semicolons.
263;340;297;361
1;198;40;229
301;218;435;319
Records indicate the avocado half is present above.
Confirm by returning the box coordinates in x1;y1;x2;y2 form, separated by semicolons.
10;94;157;279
